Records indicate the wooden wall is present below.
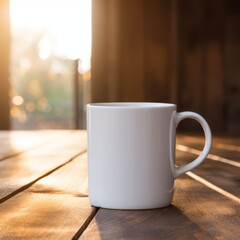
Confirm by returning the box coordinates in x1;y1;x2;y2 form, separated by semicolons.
92;0;172;103
91;0;240;134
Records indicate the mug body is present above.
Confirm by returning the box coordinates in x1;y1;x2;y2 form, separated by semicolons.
87;102;176;209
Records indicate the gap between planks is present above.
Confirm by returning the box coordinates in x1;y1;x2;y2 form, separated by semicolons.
0;149;87;205
72;207;100;240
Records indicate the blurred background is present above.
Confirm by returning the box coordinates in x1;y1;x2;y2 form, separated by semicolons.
0;0;91;129
0;0;240;134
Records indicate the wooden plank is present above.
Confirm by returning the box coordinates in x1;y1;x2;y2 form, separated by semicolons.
174;174;240;239
0;153;95;239
175;135;239;198
1;131;238;239
81;174;240;240
0;130;70;160
177;134;240;146
176;150;240;197
177;134;240;161
177;144;240;168
0;131;87;201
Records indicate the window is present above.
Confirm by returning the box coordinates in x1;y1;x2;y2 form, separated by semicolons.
10;0;91;129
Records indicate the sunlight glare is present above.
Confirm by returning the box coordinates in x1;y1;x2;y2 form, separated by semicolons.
10;0;92;71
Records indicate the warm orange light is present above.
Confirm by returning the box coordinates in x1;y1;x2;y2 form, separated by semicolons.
12;96;24;106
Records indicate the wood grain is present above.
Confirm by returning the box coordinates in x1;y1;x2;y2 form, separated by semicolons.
0;130;70;160
91;0;240;133
0;153;94;239
1;131;239;239
176;134;240;197
144;0;170;102
173;174;240;239
176;150;240;198
177;134;240;152
177;134;240;160
0;131;87;201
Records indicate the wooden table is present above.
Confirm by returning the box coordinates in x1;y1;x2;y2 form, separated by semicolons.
0;130;239;239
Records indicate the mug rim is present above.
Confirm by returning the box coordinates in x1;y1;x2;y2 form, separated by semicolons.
87;102;176;109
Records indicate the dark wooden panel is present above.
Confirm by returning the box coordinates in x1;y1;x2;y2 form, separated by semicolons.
0;153;95;239
225;0;240;134
178;0;205;117
81;173;240;239
174;0;235;133
204;0;226;132
144;0;170;102
91;0;170;103
91;0;240;134
105;0;121;102
178;0;226;132
91;0;146;102
119;0;145;101
0;131;87;201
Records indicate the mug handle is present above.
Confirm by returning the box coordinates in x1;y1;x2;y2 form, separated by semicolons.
170;111;212;178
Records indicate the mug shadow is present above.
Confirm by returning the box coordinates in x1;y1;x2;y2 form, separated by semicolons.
89;204;213;240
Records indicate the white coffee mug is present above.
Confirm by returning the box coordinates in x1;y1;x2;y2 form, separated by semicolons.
87;102;212;209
